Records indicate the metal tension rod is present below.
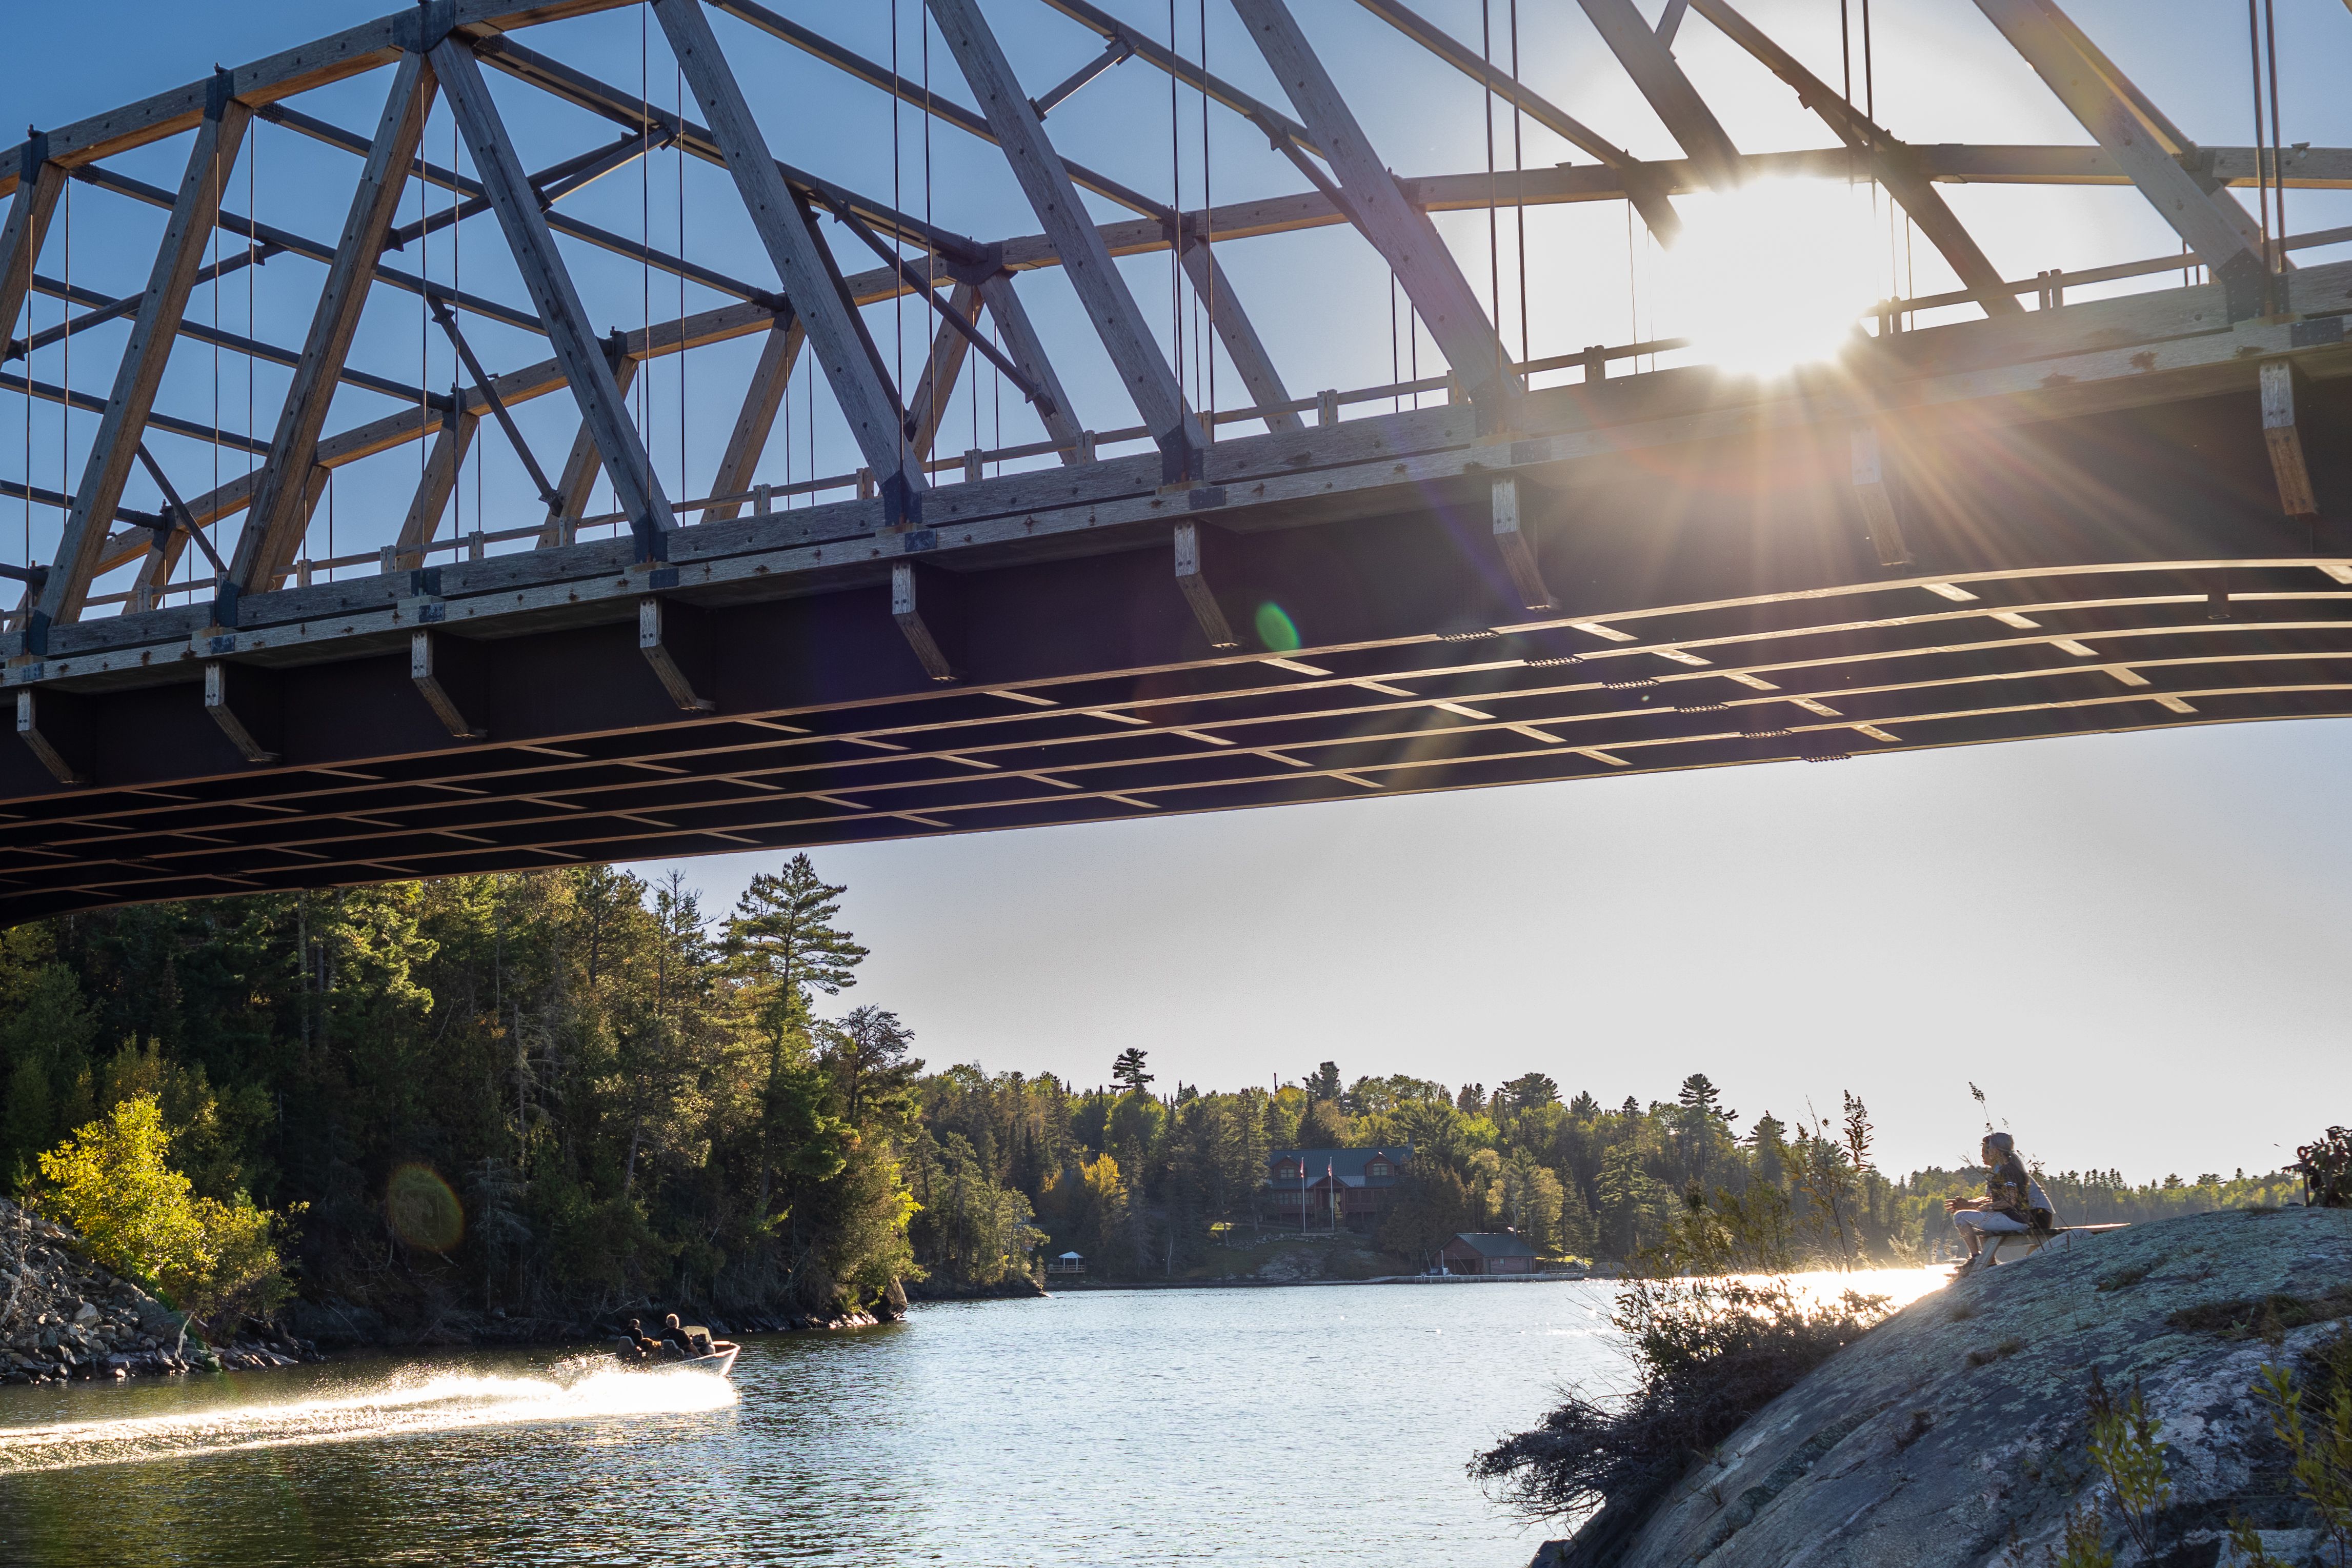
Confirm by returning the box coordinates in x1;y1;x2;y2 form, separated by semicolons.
806;192;1058;419
427;297;565;512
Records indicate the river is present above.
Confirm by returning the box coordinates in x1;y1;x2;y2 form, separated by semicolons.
0;1272;1941;1566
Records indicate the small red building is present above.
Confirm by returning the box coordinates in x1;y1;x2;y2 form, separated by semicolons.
1440;1232;1539;1275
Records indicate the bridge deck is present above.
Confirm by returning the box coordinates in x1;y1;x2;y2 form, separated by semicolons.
6;264;2351;922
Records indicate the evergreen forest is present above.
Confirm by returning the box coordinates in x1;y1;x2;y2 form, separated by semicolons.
0;858;2299;1330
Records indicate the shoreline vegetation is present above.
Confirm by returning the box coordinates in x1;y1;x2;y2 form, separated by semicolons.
0;857;2304;1372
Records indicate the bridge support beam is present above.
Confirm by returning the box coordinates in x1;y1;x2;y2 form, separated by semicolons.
411;629;488;739
2260;361;2319;524
638;597;717;712
892;561;961;681
1851;425;1914;569
1491;476;1553;611
15;689;89;786
1174;521;1241;649
204;662;279;764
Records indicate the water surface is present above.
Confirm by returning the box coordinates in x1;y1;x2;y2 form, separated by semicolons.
0;1271;1939;1566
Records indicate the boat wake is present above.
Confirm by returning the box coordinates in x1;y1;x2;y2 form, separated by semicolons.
0;1357;737;1474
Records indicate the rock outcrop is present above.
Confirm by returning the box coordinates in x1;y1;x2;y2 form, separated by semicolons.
1542;1207;2352;1568
0;1199;318;1384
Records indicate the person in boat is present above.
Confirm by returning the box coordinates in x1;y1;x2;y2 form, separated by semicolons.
620;1317;656;1360
657;1313;706;1359
1944;1132;2045;1275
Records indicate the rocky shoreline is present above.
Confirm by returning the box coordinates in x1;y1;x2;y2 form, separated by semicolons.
2;1199;321;1387
1535;1207;2352;1568
1;1197;924;1389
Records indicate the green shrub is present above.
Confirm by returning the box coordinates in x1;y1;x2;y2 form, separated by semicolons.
35;1094;291;1331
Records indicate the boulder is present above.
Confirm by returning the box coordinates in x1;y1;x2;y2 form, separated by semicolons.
1578;1208;2352;1568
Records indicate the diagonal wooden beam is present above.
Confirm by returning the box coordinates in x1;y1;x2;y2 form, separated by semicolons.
30;75;250;645
230;53;438;601
1343;0;1680;239
905;284;980;464
1686;0;2022;316
537;351;639;547
930;0;1205;484
1972;0;2271;317
1576;0;1742;193
1230;0;1519;426
702;315;805;521
1177;232;1302;434
0;136;64;358
428;34;674;558
653;0;927;524
975;273;1085;466
396;411;481;568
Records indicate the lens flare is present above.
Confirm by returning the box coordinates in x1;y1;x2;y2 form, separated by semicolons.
1253;602;1300;652
1662;179;1881;379
384;1163;465;1253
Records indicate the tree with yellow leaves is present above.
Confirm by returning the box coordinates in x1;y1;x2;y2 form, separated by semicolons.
37;1094;290;1332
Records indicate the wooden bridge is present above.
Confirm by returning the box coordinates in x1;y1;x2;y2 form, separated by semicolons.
3;0;2349;923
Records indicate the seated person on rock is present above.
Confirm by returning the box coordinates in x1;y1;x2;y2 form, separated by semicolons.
1944;1132;2043;1275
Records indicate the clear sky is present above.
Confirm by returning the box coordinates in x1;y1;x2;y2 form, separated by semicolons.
6;1;2349;1182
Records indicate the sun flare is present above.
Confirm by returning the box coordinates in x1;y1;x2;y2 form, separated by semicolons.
1661;179;1885;380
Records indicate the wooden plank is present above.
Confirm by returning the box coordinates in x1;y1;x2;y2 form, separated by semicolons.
652;0;927;522
1972;0;2270;315
929;0;1206;483
0;144;64;357
700;317;803;523
30;79;251;644
1575;0;1741;192
429;35;675;556
1177;235;1303;435
231;54;438;597
1685;0;2021;316
395;412;482;568
1230;0;1519;424
975;273;1085;464
904;284;979;463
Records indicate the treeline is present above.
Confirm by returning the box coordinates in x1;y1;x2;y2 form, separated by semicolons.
0;858;920;1330
906;1063;2299;1280
0;858;2298;1323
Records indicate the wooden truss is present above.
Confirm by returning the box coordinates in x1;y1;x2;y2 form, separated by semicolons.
4;0;2352;916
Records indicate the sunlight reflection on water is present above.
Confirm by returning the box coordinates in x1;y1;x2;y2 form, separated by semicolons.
0;1356;735;1474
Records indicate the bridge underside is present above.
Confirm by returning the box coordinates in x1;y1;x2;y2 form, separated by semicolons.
7;269;2352;922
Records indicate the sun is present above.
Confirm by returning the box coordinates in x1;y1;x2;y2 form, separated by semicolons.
1660;179;1885;379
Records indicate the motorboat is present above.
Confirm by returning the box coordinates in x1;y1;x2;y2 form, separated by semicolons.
612;1326;740;1376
